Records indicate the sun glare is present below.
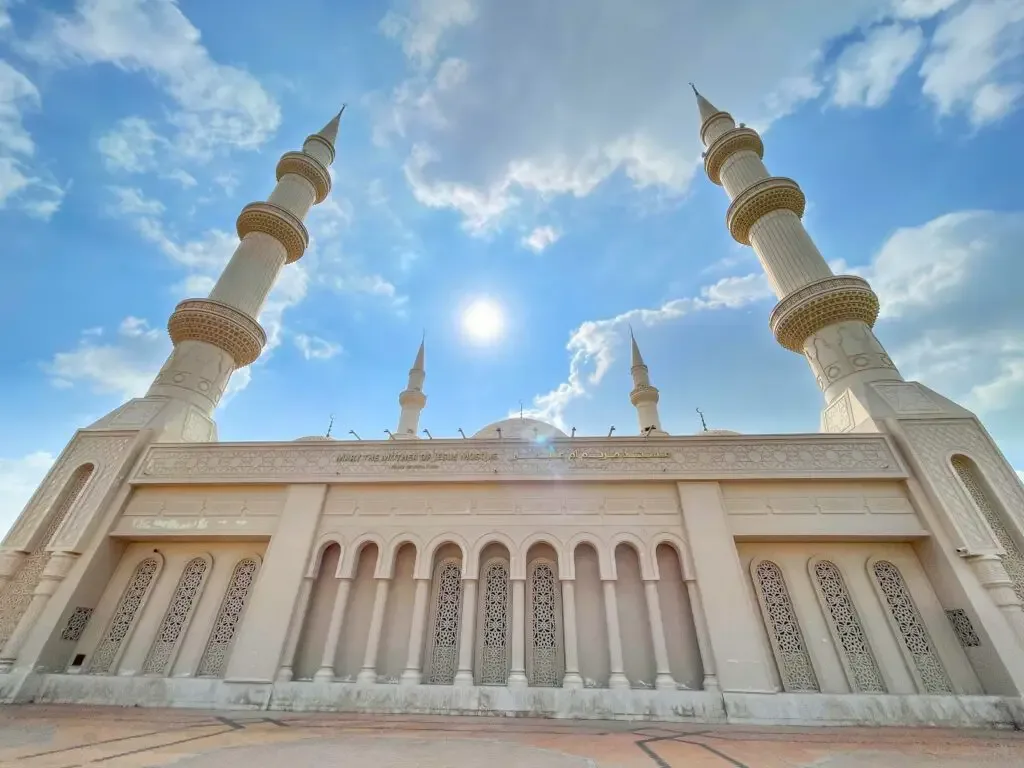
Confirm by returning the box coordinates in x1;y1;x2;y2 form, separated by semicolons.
461;298;504;344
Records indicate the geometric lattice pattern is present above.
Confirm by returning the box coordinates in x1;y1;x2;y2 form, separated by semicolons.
477;559;510;685
0;463;93;648
753;560;819;692
196;558;258;678
952;455;1024;603
60;607;93;642
86;557;160;674
426;559;462;685
142;557;209;675
945;609;982;648
527;560;561;687
871;560;953;694
811;560;886;693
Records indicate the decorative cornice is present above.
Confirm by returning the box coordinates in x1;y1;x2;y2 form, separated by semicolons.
167;299;267;367
699;110;733;146
704;127;764;185
276;151;332;204
726;176;805;245
630;384;659;406
769;275;880;352
236;202;309;264
131;433;906;485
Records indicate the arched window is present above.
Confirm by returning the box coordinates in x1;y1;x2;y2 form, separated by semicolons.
751;560;818;692
475;558;511;685
0;463;93;647
527;559;563;687
424;559;462;684
811;560;885;692
87;556;159;674
196;557;259;677
952;455;1024;601
143;557;209;675
871;560;952;694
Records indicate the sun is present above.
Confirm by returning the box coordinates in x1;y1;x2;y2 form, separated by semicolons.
461;298;504;344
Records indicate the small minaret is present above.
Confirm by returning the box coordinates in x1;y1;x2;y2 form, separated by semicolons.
141;108;345;440
628;329;667;436
693;85;903;416
394;338;426;439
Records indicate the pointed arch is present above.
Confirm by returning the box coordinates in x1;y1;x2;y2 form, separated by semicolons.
566;533;612;580
467;531;517;580
417;533;470;579
339;534;386;579
306;534;345;578
381;532;423;579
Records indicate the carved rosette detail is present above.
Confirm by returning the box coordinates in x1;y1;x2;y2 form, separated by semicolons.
770;276;880;352
276;151;332;204
236;201;309;264
704;127;764;185
167;299;267;368
726;176;806;244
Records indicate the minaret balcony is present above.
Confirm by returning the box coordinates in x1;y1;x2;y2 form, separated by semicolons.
236;202;310;264
703;127;764;185
276;151;332;204
630;384;660;406
167;298;267;367
399;389;427;409
726;176;805;244
769;275;880;352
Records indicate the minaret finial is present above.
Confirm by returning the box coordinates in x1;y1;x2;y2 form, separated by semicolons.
696;407;708;432
629;327;645;368
326;413;334;438
318;104;346;146
691;84;722;125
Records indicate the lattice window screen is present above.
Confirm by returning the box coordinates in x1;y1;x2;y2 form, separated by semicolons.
871;560;953;694
952;455;1024;602
196;557;259;677
425;559;462;685
142;557;209;675
752;560;819;692
811;560;885;693
86;556;159;674
0;464;93;647
526;559;563;687
475;558;511;685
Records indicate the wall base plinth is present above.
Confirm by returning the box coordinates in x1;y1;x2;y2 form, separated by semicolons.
11;674;1024;727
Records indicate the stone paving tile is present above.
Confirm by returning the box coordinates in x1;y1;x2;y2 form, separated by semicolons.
1;706;1024;768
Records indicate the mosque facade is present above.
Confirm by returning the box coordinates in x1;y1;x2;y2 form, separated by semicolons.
1;92;1023;726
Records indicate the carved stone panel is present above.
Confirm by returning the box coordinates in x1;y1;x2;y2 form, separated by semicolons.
872;382;943;415
823;393;853;434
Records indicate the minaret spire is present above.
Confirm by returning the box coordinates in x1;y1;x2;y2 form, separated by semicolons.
696;89;903;430
690;83;723;126
628;330;667;436
395;337;427;439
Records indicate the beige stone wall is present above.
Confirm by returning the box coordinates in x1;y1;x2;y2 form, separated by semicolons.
114;485;286;538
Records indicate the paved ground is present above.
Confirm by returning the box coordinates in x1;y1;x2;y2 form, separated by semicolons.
1;706;1023;767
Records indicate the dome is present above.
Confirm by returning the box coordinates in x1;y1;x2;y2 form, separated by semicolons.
472;417;567;440
294;435;336;442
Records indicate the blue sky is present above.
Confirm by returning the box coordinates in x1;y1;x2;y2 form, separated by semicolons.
2;0;1024;530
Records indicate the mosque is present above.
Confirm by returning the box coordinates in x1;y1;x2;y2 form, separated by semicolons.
1;88;1023;726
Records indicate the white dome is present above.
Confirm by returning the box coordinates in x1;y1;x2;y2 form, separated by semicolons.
472;417;567;440
295;435;336;442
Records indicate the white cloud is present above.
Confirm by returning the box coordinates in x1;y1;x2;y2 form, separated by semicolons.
45;317;168;398
920;0;1024;126
29;0;281;160
892;0;960;19
108;185;165;216
832;23;924;108
375;0;899;232
527;272;772;427
294;333;342;361
165;168;196;188
521;225;561;253
0;451;56;538
97;116;165;172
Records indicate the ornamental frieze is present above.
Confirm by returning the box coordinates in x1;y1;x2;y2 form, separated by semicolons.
132;434;906;485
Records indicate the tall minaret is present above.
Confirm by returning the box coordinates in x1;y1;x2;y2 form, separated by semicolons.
138;109;344;441
629;329;667;436
693;85;903;422
394;338;426;439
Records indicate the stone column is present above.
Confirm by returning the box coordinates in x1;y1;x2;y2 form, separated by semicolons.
356;578;390;684
560;579;583;689
276;577;313;682
454;578;477;686
313;577;352;682
686;579;720;692
401;577;430;685
970;555;1024;644
0;551;26;593
0;551;78;672
602;579;630;690
508;578;528;688
643;579;676;691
